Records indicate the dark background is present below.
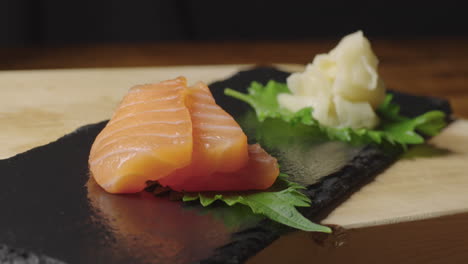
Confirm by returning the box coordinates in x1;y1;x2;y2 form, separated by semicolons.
1;0;467;46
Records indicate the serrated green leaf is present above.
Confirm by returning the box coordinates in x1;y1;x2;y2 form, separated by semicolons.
199;194;216;206
225;80;294;122
182;194;199;202
241;193;330;232
225;81;447;148
414;111;447;136
183;175;331;233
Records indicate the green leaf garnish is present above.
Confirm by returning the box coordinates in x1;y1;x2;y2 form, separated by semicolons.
225;81;300;122
225;80;447;147
183;174;332;233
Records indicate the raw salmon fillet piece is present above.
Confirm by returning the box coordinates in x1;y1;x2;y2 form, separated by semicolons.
158;82;249;189
89;77;193;193
159;82;278;192
90;77;279;194
163;144;279;192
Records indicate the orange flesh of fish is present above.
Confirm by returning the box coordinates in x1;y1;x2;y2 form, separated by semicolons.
163;144;279;192
89;77;193;193
158;82;249;189
89;77;279;194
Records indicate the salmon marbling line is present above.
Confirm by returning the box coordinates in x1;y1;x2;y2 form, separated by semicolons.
89;77;279;193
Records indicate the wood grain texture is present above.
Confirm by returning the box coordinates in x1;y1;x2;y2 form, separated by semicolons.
0;40;467;234
0;65;304;158
0;63;467;232
1;40;467;117
249;212;468;264
322;120;468;228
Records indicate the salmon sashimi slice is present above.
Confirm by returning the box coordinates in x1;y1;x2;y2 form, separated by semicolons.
90;77;279;194
163;144;279;192
158;81;249;188
158;82;278;192
89;77;193;194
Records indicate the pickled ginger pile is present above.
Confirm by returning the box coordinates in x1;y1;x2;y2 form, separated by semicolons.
225;31;447;148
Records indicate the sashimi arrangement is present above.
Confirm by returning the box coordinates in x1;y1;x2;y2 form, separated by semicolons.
88;31;447;232
88;76;322;231
89;78;277;194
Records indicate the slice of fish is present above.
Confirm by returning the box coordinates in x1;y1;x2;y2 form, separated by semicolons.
159;82;278;192
89;77;193;193
164;144;279;192
90;77;278;194
158;81;249;189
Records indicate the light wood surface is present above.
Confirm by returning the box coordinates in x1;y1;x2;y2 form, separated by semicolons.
0;64;466;230
0;65;276;157
1;40;467;263
249;212;468;264
2;40;467;119
323;120;468;228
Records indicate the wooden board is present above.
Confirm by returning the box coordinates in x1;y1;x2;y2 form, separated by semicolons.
1;65;466;229
322;120;468;228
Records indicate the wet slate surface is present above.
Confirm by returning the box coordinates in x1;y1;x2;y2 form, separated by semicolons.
0;67;451;264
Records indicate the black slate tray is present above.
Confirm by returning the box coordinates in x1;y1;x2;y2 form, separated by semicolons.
0;67;451;264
